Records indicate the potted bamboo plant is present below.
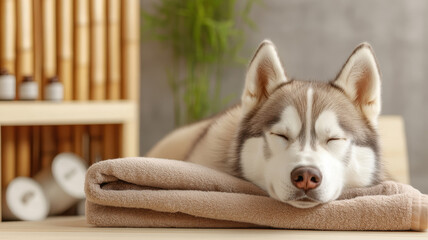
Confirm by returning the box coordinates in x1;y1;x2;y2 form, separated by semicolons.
142;0;258;126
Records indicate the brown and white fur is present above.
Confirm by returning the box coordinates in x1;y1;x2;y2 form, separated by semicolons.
147;40;384;208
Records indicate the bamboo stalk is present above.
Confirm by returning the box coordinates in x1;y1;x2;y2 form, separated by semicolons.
73;125;84;158
57;125;72;153
0;125;1;214
89;0;106;100
82;125;90;165
0;0;16;74
1;126;15;189
16;126;31;177
117;124;123;157
107;0;121;100
121;0;140;101
89;0;107;164
57;0;73;101
31;126;41;176
33;0;43;99
73;0;90;166
41;0;56;99
16;0;34;97
89;125;103;165
103;0;121;163
102;124;117;160
40;126;56;168
73;0;90;100
120;0;139;159
57;0;73;155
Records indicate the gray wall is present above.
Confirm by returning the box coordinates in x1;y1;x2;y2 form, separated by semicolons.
140;0;428;193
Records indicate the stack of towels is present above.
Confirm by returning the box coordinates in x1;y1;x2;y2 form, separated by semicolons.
85;157;427;231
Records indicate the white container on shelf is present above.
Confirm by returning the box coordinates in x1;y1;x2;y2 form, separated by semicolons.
19;76;39;100
1;177;49;221
44;76;64;101
0;70;16;100
34;152;87;215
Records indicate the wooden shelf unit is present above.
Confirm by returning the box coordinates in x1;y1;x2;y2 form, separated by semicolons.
0;0;140;222
0;100;139;220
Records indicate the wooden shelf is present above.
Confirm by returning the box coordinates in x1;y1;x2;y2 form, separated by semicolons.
0;100;137;125
0;100;139;164
0;216;426;240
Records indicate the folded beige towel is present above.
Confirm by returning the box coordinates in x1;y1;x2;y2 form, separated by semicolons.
85;157;428;231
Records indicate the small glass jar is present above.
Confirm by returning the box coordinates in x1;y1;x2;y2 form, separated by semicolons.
44;76;64;101
0;68;16;100
19;76;39;100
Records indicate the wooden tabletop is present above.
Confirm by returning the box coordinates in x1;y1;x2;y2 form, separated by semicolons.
0;216;427;240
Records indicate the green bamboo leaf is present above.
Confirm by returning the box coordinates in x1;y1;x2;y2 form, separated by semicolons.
142;0;260;126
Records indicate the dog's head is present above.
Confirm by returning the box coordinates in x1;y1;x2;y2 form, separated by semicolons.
238;40;382;208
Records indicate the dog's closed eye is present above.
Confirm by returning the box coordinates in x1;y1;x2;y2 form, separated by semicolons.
270;132;289;141
327;137;347;144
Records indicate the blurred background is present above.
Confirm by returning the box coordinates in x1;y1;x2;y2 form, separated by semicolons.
140;0;428;193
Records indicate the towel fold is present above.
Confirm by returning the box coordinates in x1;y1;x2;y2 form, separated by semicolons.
85;157;428;231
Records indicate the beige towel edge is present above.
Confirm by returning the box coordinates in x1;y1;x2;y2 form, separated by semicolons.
85;200;263;228
412;194;428;231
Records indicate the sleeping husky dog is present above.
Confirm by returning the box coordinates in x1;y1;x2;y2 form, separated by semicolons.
147;40;384;208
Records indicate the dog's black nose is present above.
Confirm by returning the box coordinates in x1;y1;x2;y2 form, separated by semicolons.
290;166;322;191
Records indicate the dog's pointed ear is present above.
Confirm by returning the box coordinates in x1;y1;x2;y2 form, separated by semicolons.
241;40;288;113
333;43;381;127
